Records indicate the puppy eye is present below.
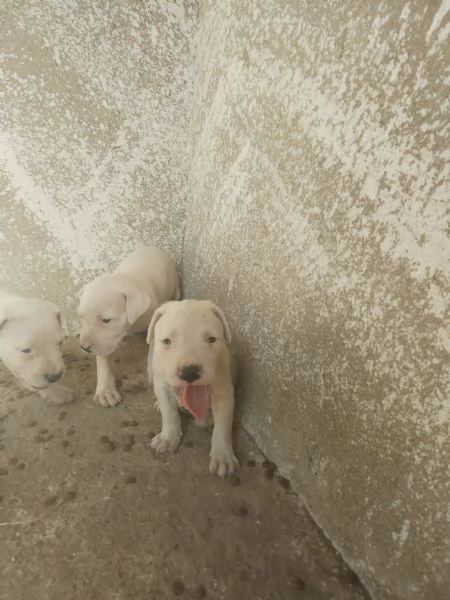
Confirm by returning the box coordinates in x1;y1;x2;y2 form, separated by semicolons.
162;338;171;346
21;348;32;354
58;340;63;346
207;336;217;344
102;318;112;324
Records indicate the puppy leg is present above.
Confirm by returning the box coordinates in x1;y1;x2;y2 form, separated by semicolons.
147;344;159;410
210;385;239;477
41;383;74;405
94;355;121;407
151;381;182;452
147;342;154;386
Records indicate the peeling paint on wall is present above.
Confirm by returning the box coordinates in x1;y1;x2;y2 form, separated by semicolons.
183;2;450;599
0;0;197;331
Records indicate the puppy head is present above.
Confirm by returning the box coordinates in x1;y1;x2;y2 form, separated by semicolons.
0;298;65;391
78;275;151;356
147;299;231;387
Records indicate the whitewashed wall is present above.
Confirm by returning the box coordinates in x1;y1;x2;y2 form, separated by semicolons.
183;2;450;599
0;0;197;331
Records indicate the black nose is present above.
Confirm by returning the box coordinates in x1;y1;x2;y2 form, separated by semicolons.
179;364;201;383
81;345;92;353
44;371;63;384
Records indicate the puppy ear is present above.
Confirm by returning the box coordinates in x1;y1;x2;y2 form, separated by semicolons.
203;301;232;343
43;300;62;326
0;303;11;333
146;304;167;344
124;290;151;325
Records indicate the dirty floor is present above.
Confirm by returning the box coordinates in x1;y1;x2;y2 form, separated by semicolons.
0;336;370;600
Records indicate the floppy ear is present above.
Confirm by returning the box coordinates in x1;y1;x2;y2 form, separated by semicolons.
124;289;151;325
146;304;167;344
76;288;83;314
0;305;10;334
43;300;62;328
0;302;14;331
204;301;232;343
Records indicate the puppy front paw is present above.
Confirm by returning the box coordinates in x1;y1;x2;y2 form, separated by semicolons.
94;384;121;407
209;444;239;477
43;384;75;405
151;430;182;453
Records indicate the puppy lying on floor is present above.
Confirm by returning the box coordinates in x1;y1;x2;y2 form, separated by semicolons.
147;299;239;477
78;246;179;407
0;290;73;404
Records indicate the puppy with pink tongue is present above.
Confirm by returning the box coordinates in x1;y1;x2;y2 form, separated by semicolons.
174;384;210;422
147;299;238;477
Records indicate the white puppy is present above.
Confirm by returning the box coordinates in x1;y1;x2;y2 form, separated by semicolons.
0;290;73;404
78;246;180;407
147;299;239;477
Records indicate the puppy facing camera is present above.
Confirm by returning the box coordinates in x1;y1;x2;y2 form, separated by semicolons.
0;290;74;405
147;299;239;477
77;246;180;407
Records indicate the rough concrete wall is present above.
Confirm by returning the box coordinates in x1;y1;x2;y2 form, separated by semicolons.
183;2;450;599
0;0;197;331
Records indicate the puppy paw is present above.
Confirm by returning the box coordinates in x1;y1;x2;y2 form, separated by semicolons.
44;384;75;405
151;430;182;453
94;385;121;408
209;444;239;477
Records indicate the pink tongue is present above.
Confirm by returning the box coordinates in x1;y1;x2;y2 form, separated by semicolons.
176;385;209;420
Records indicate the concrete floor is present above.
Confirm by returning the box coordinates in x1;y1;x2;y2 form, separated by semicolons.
0;337;370;600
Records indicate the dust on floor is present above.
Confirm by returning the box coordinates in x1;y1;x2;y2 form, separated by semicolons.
0;336;370;600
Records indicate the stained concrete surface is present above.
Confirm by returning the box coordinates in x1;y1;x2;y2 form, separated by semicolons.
0;337;370;600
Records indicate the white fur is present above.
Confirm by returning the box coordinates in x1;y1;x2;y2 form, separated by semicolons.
147;299;239;477
0;290;73;405
78;246;179;407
